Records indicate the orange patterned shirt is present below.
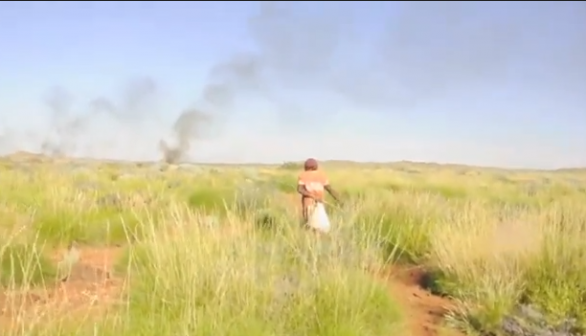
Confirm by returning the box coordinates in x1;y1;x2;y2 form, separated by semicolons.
298;170;329;207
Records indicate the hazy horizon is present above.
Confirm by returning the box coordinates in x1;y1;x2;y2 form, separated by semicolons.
2;149;582;172
1;1;585;169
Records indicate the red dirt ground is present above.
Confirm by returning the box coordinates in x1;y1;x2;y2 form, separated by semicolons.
384;265;466;336
0;247;123;332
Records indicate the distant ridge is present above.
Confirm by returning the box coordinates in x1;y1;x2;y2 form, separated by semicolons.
0;151;583;172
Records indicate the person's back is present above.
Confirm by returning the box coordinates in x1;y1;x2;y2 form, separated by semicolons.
298;169;329;208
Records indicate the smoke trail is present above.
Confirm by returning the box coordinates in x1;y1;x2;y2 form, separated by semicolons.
159;109;211;164
158;53;263;164
8;1;583;165
39;77;160;158
158;1;586;163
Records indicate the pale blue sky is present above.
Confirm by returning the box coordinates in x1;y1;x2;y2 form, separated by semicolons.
0;1;584;168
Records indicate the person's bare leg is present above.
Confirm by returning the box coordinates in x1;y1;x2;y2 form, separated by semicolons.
301;205;309;227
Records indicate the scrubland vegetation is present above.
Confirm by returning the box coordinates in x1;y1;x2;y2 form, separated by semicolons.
1;153;586;336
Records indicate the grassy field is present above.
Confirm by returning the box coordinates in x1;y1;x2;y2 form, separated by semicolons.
1;153;586;336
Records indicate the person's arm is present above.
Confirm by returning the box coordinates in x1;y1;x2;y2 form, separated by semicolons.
324;184;341;203
297;184;314;198
297;175;314;199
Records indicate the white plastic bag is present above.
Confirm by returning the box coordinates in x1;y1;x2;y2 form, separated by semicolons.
307;202;331;233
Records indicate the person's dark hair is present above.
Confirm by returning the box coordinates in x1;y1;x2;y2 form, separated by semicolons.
304;158;318;171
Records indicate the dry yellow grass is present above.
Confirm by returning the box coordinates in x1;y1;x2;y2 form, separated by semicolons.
0;156;585;336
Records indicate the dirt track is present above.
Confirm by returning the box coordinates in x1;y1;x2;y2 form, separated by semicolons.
386;265;466;336
0;247;122;332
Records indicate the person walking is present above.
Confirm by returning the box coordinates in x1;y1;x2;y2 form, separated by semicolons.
296;158;341;233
